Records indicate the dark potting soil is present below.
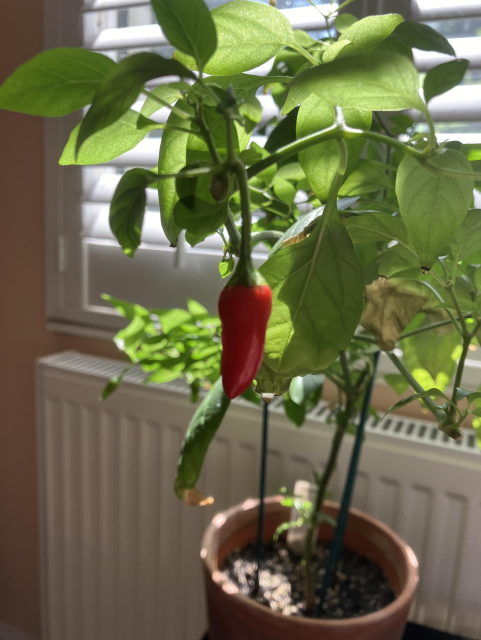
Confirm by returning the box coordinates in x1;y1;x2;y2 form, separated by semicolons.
221;540;395;619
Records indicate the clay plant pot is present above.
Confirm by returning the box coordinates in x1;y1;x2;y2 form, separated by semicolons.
201;496;418;640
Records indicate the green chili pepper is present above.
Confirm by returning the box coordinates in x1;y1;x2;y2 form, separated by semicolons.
175;377;230;505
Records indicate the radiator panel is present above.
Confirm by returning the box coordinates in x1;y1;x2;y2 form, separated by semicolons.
36;352;481;640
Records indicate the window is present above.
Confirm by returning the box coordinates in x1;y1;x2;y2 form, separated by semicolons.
45;0;481;348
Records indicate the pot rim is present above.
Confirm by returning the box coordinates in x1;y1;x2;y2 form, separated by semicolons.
201;496;419;628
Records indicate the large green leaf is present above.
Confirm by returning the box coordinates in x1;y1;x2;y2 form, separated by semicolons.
344;212;411;247
396;151;474;269
76;53;195;154
258;213;362;389
293;52;426;113
0;48;114;117
151;0;217;71
59;109;147;165
174;0;295;75
297;96;371;200
323;14;403;63
423;59;469;104
389;20;456;57
175;377;230;504
448;209;481;263
109;169;158;257
379;243;420;278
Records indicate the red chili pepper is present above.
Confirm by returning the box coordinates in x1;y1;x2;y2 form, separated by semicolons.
219;281;272;399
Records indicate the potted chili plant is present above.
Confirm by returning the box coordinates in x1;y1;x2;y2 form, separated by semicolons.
2;0;481;637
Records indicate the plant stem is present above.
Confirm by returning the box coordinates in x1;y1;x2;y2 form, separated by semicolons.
141;89;191;120
224;205;241;254
445;285;469;337
386;351;447;424
399;315;472;340
196;106;221;165
289;43;320;66
251;230;284;245
303;421;348;611
448;336;471;422
154;165;222;183
248;125;425;178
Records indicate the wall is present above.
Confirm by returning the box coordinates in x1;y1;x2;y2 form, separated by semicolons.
0;2;119;636
0;3;441;639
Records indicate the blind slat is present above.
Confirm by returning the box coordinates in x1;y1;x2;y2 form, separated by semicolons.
412;0;481;20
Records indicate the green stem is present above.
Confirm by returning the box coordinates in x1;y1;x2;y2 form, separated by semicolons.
399;315;472;340
386;351;447;424
224;205;241;255
153;165;222;184
251;231;284;245
445;285;469;337
247;125;425;179
448;336;471;421
141;89;191;120
303;421;348;611
196;107;221;165
289;43;320;66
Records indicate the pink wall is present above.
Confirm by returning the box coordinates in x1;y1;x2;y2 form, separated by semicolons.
0;1;119;635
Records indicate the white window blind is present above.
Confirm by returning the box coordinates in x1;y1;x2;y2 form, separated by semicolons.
45;0;481;333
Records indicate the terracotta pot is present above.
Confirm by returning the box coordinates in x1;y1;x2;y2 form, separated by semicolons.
201;497;418;640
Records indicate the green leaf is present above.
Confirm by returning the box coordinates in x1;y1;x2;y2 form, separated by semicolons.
339;160;393;196
102;374;126;400
259;213;362;382
265;106;299;153
273;517;305;542
155;308;192;333
294;52;426;113
187;298;209;318
385;388;451;416
140;82;190;117
219;257;235;278
174;0;295;75
384;373;410;396
158;101;249;244
273;177;297;204
389;20;456;57
0;48;114;117
59;109;148;165
175;377;230;502
396;151;474;269
151;0;217;71
335;14;357;34
203;73;289;105
173;164;228;246
109;169;158;257
269;206;324;257
283;394;306;427
323;14;403;63
297;96;372;200
423;59;469;104
379;243;421;278
102;294;150;320
448;210;481;263
76;53;195;154
343;212;410;246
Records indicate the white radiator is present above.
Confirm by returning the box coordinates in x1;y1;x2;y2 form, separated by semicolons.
36;351;481;640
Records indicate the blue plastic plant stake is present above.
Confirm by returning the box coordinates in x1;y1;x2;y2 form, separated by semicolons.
255;400;269;591
317;350;380;615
